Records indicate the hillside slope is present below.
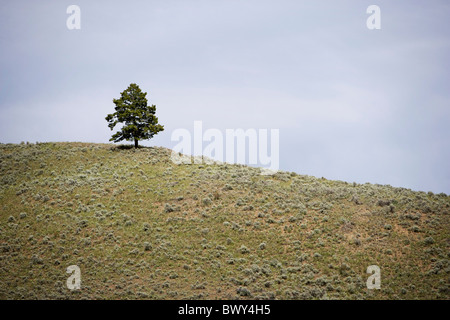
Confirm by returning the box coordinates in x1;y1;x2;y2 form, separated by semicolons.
0;142;448;299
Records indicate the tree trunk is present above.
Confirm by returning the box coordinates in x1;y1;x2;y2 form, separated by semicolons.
134;139;138;148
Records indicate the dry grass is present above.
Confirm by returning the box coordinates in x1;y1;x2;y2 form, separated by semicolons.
0;142;449;300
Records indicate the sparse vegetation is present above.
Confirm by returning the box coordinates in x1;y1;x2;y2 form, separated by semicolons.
0;142;449;300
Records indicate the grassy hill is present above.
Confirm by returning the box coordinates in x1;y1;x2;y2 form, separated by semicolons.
0;142;448;300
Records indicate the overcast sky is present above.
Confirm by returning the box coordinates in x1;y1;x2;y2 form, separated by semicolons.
1;0;449;193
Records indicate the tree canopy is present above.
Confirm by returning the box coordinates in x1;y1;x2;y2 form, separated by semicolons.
106;83;164;148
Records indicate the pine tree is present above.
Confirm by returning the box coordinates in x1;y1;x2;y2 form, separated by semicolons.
106;83;164;148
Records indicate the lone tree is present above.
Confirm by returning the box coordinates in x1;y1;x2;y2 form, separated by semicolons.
106;83;164;148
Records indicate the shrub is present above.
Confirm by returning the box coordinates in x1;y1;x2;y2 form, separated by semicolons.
239;245;250;254
164;204;174;213
202;197;212;206
377;200;391;207
236;287;251;297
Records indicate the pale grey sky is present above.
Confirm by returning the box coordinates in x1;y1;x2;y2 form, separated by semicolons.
1;0;449;193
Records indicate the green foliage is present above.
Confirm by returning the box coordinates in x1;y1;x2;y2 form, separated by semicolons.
106;83;164;147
